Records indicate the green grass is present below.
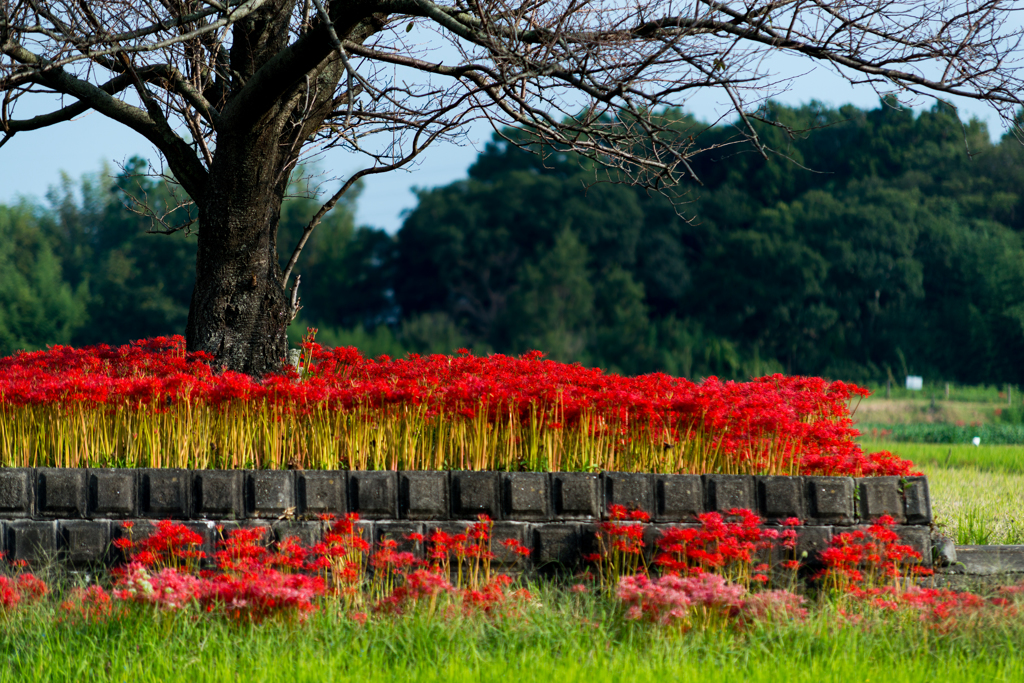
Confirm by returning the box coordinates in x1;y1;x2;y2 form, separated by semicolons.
4;586;1024;683
857;442;1024;544
918;464;1024;545
860;440;1024;473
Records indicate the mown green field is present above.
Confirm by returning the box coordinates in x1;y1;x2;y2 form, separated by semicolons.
860;440;1024;473
5;587;1024;683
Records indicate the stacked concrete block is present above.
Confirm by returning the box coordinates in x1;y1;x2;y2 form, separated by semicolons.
7;520;58;564
88;469;137;518
534;524;581;569
903;476;932;524
140;469;190;518
0;467;941;572
451;471;501;520
193;470;243;519
273;520;324;547
296;470;346;516
655;474;702;522
503;473;550;521
490;522;532;568
400;471;448;520
373;521;424;558
805;477;855;525
858;476;905;523
247;471;295;518
552;472;601;520
60;520;111;566
603;473;654;519
37;468;87;518
704;474;755;513
757;476;804;522
349;471;397;519
0;469;34;518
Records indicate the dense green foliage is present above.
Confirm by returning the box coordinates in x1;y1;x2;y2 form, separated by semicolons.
390;100;1024;381
5;99;1024;384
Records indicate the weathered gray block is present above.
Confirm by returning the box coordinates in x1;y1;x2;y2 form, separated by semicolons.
896;526;932;567
247;470;296;518
374;521;424;557
703;474;755;513
655;474;703;522
451;471;501;520
113;519;156;545
794;526;833;566
603;473;654;518
60;520;111;566
7;520;58;564
947;545;1024;575
400;471;448;520
0;468;33;518
552;472;601;520
757;476;804;521
805;476;855;525
503;473;550;521
932;533;957;566
272;521;323;548
858;477;905;523
534;524;581;568
140;469;191;519
491;522;532;566
37;468;87;518
297;470;346;516
349;471;398;519
193;471;244;519
88;469;137;518
185;521;219;562
903;476;931;524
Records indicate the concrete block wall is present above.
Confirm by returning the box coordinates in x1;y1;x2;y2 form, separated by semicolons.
0;468;938;571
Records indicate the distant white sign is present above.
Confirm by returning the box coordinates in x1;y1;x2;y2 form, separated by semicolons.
905;376;924;390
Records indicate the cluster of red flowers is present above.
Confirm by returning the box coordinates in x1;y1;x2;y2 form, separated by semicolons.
0;573;48;608
1;507;1023;632
654;511;800;584
584;505;1017;632
617;573;808;629
815;515;933;592
0;335;915;476
840;586;1018;630
586;507;800;592
111;522;325;623
586;504;652;585
40;513;532;624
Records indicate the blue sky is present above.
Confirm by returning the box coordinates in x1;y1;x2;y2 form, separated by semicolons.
0;54;1011;234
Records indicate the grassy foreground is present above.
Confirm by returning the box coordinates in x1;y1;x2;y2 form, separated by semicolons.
4;586;1024;683
922;465;1024;545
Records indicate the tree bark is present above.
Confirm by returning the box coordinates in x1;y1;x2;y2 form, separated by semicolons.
185;125;293;377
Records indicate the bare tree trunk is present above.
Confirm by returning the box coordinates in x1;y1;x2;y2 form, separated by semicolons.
185;127;292;376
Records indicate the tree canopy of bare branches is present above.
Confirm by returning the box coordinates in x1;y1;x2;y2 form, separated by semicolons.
2;0;1023;374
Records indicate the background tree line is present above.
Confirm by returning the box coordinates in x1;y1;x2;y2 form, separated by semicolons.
4;99;1024;384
